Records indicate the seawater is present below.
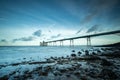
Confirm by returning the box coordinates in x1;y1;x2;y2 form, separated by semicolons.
0;46;100;65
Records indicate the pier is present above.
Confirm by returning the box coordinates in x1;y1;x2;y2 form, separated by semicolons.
40;30;120;47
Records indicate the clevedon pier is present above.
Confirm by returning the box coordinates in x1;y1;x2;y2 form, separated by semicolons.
40;30;120;47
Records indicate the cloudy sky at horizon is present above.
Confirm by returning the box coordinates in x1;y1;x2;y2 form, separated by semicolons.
0;0;120;46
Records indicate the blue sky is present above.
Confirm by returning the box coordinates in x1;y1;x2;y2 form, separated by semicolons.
0;0;120;46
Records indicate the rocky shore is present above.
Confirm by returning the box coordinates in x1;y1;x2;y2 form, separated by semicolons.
0;47;120;80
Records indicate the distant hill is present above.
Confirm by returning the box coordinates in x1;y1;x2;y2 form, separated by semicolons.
95;42;120;47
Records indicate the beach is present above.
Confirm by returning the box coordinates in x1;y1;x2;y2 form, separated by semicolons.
0;46;120;80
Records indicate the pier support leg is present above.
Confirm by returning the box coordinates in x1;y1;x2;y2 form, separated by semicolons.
47;42;48;46
46;42;48;46
49;42;52;46
53;42;54;46
60;41;61;46
60;41;63;46
51;42;54;46
70;39;74;47
87;36;91;47
61;41;63;46
54;42;56;46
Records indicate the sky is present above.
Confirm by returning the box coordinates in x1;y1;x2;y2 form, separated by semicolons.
0;0;120;46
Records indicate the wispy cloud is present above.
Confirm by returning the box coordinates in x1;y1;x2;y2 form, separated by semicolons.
48;30;51;33
51;34;61;39
81;0;119;24
81;11;98;24
33;30;42;37
12;36;35;43
0;39;7;43
76;28;82;34
12;29;45;43
86;24;101;33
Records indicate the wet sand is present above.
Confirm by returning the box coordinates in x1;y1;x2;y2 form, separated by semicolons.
0;47;120;80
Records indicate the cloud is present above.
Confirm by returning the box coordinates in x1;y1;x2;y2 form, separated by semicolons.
76;28;82;34
12;36;35;43
81;0;119;24
33;30;42;37
12;29;45;43
51;34;61;39
81;11;98;24
86;24;101;33
46;34;61;41
0;39;7;43
48;30;51;33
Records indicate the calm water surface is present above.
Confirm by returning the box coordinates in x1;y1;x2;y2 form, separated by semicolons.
0;46;100;64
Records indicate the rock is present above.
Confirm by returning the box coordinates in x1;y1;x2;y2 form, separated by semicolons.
66;55;71;60
24;73;32;79
67;67;74;71
101;48;105;51
57;60;63;64
87;69;99;78
85;68;88;72
77;51;82;56
72;63;81;69
50;56;54;59
99;68;117;79
53;71;62;76
66;55;69;58
54;57;58;60
58;57;61;60
85;50;89;56
11;63;20;66
39;71;48;76
101;59;113;66
23;58;26;60
61;56;64;59
81;75;87;80
24;70;29;74
66;74;71;77
109;51;120;58
81;49;84;52
14;75;25;80
97;49;101;53
59;69;67;73
36;66;42;70
9;71;16;76
14;75;20;79
43;66;52;72
72;50;75;52
71;54;76;57
92;52;96;55
0;75;9;80
73;71;80;76
46;58;51;62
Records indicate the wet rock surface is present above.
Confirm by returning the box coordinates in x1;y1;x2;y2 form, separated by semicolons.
0;47;120;80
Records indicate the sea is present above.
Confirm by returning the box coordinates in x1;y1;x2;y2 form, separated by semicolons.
0;46;100;65
0;46;107;78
